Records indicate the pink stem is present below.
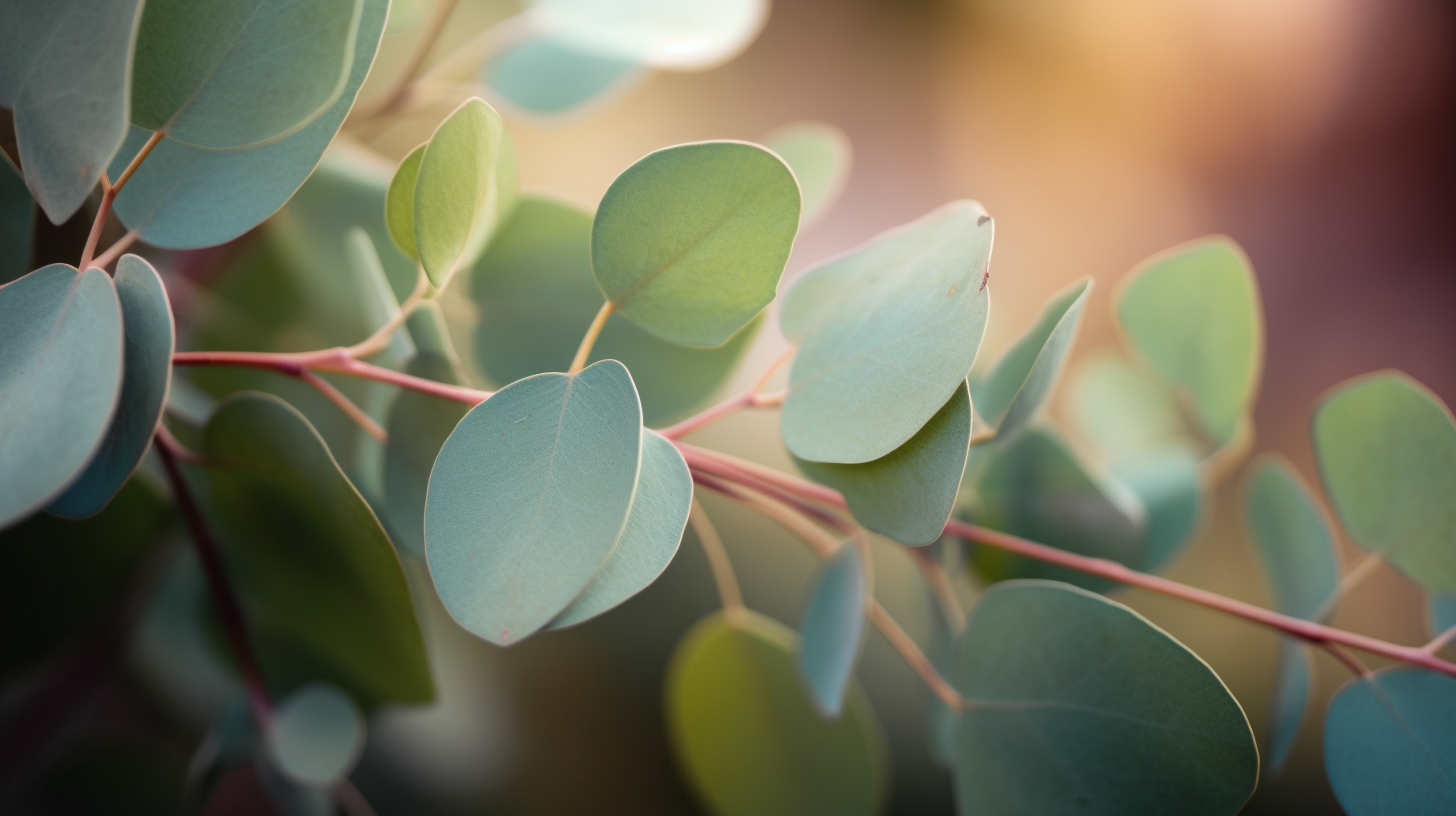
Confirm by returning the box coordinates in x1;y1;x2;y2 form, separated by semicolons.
171;350;492;406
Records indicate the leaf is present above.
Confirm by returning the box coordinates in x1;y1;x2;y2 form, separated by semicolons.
131;0;364;149
413;98;506;288
200;392;433;708
780;201;993;464
108;0;388;249
49;256;175;518
1066;351;1195;464
0;0;144;222
1111;448;1203;573
534;0;769;70
385;144;424;260
974;278;1090;442
796;544;868;718
1267;640;1314;776
1312;371;1456;593
953;580;1258;816
592;141;800;347
1430;595;1456;641
762;122;851;228
1244;454;1340;621
966;427;1144;593
550;430;692;628
796;381;971;546
1324;669;1456;816
424;360;643;645
265;684;365;788
0;151;36;284
483;32;645;116
1114;237;1262;446
667;611;887;816
470;196;757;424
0;265;122;529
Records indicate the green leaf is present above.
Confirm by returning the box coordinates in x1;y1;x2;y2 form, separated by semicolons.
974;278;1090;442
796;381;971;546
796;544;867;718
591;141;799;346
762;122;851;228
483;33;644;116
470;196;757;424
1312;371;1456;593
131;0;364;149
0;0;144;222
1112;449;1203;573
1244;454;1339;621
108;0;388;249
550;430;693;628
0;265;123;529
1114;238;1262;446
1268;640;1313;776
780;201;993;464
49;256;175;519
413;98;506;288
0;156;34;285
965;428;1144;592
953;580;1258;816
385;144;424;260
200;392;433;708
1430;595;1456;641
535;0;768;70
1324;669;1456;816
667;611;887;816
425;360;643;645
1066;351;1195;464
266;684;365;788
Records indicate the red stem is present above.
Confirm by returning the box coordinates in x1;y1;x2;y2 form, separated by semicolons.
172;350;492;405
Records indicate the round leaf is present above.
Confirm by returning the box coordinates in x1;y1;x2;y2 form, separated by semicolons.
1325;669;1456;816
484;32;644;116
50;256;175;519
414;98;506;288
1312;371;1456;593
780;201;992;464
1112;448;1203;573
385;144;424;261
425;360;643;645
534;0;768;70
953;581;1258;816
267;684;365;787
0;265;122;529
974;278;1090;442
1243;454;1339;622
1066;351;1194;464
762;122;851;229
796;544;868;718
591;141;800;347
667;611;886;816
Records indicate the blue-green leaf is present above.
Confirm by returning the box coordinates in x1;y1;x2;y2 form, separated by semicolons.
0;265;122;529
1268;640;1313;776
425;360;643;645
796;544;867;718
1244;454;1339;622
1066;351;1195;464
796;381;971;546
974;278;1090;442
1112;448;1203;573
534;0;768;70
413;98;507;288
1429;595;1456;642
0;154;36;285
484;33;644;116
781;201;992;464
762;122;851;229
954;581;1258;816
49;256;174;519
266;684;365;788
0;0;144;222
1325;669;1456;816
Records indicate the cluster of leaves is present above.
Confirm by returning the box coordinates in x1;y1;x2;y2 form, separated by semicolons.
2;2;1455;815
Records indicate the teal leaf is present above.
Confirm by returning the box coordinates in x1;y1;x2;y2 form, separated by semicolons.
954;580;1258;816
266;684;365;788
796;381;971;546
667;611;887;816
1268;640;1313;776
534;0;768;70
974;278;1090;442
484;33;644;116
1430;595;1456;641
1244;454;1340;621
385;144;424;261
0;265;122;529
413;98;506;288
1066;351;1195;464
425;360;643;645
0;0;143;222
0;156;35;284
762;122;851;228
1324;669;1456;816
1111;449;1203;573
592;141;800;347
1312;371;1456;593
200;392;433;708
131;0;364;149
470;196;757;424
966;428;1144;592
551;430;692;628
796;544;868;718
1115;238;1262;446
49;256;175;519
780;201;993;464
108;0;388;249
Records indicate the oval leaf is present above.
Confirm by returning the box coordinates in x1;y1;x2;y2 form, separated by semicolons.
667;611;886;816
592;141;800;347
0;265;122;529
425;360;643;645
536;0;768;70
1112;448;1203;573
267;684;366;788
484;32;644;116
1312;371;1456;593
796;544;868;718
974;278;1090;442
1267;639;1314;776
954;580;1258;816
780;201;993;464
50;256;175;518
1325;669;1456;816
1114;237;1262;446
385;144;424;260
763;122;851;229
1244;454;1340;622
414;98;506;288
796;381;971;546
1066;351;1195;464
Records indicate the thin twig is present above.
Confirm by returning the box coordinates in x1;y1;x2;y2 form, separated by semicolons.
750;348;795;393
77;130;163;269
689;498;745;624
969;429;997;446
660;390;783;439
172;350;493;405
92;230;139;269
347;269;430;359
568;301;614;374
1423;623;1456;654
1323;642;1373;677
332;779;381;816
298;370;387;442
909;547;966;632
155;423;207;464
111;130;165;195
867;601;965;710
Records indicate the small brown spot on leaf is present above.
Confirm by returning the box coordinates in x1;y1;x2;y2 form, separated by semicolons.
948;285;956;297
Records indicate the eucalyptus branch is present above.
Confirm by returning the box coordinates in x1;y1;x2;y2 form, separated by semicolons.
660;389;784;440
298;369;387;441
78;131;163;270
1423;624;1456;655
172;349;493;406
909;547;967;634
92;229;139;269
568;301;615;374
345;269;430;360
687;498;746;624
